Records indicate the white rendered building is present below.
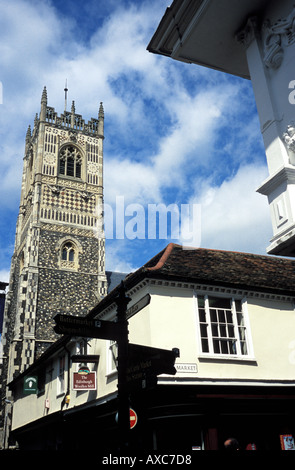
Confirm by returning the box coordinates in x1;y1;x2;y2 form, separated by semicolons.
148;0;295;256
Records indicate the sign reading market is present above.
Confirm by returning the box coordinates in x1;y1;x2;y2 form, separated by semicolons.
73;366;97;391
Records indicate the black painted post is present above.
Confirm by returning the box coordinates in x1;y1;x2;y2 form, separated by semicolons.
115;281;131;451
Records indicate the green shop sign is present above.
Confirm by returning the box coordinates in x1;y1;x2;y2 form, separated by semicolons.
23;376;38;395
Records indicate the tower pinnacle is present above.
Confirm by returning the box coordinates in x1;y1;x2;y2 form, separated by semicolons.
98;102;104;137
99;102;104;119
41;86;47;104
40;86;47;121
26;125;31;142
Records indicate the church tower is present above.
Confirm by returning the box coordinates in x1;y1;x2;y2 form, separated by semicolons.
0;87;107;402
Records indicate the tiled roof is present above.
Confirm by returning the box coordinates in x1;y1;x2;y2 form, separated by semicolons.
140;243;295;295
89;243;295;319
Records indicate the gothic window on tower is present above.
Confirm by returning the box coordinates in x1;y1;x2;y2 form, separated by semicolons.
59;145;82;179
60;240;79;271
62;242;75;262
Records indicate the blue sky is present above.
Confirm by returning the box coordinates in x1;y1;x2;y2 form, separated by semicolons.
0;0;272;281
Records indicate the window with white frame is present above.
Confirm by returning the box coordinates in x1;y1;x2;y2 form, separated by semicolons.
76;339;88;356
57;355;66;395
195;293;252;357
107;340;118;375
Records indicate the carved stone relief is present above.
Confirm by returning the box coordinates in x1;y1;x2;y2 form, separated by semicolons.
236;16;259;48
262;7;295;69
282;123;295;165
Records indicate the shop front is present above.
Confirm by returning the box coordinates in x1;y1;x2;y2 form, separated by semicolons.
129;384;295;451
12;384;295;451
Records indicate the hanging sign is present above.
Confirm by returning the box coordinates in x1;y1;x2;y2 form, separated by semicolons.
73;366;97;390
23;376;38;395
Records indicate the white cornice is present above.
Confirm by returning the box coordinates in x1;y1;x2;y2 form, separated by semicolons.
257;165;295;195
96;278;295;322
147;278;295;303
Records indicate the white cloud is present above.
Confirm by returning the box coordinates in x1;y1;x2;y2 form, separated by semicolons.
196;163;272;254
104;159;160;206
104;78;261;216
105;239;137;273
0;0;272;274
152;87;234;185
0;270;10;284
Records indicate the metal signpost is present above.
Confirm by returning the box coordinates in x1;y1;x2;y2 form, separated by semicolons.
114;282;131;451
53;282;179;451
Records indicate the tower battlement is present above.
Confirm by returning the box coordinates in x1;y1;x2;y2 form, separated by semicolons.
36;86;104;138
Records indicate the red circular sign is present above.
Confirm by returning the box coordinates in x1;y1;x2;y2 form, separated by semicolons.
130;408;137;429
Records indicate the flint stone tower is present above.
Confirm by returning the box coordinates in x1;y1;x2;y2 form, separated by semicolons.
0;87;107;401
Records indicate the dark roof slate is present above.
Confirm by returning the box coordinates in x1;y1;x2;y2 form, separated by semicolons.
86;244;295;320
140;243;295;295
